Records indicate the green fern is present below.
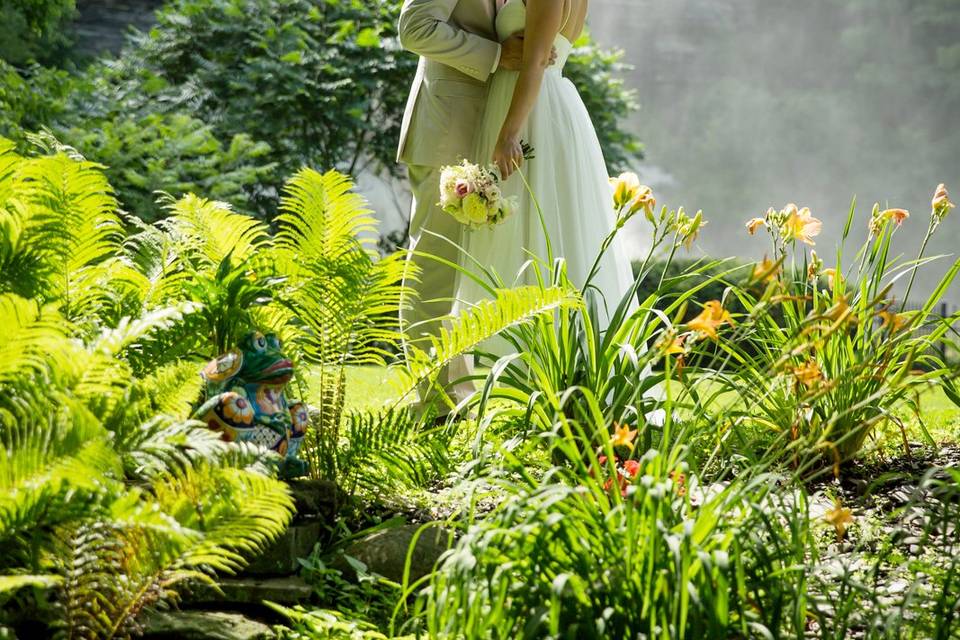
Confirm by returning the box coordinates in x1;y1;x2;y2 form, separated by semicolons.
270;169;413;481
337;408;451;497
0;140;297;636
160;194;269;268
396;286;582;405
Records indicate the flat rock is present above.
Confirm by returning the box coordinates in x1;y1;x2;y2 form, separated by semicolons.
143;610;275;640
335;523;453;584
186;576;314;606
243;521;322;576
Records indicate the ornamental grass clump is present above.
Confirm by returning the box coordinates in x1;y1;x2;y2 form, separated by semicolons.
407;389;818;639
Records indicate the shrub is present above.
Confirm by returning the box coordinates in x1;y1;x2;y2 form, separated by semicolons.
0;0;75;65
62;112;276;222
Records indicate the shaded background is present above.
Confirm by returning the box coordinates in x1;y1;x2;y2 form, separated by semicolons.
592;0;959;300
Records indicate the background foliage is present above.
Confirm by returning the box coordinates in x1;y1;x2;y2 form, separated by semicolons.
0;0;640;223
0;0;75;65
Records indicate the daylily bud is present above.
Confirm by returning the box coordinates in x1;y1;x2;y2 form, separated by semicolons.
807;250;822;281
746;217;766;235
932;183;954;223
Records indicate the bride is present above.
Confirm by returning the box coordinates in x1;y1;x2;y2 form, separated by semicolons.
454;0;636;324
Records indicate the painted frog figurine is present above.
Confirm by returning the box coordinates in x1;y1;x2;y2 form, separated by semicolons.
195;331;310;478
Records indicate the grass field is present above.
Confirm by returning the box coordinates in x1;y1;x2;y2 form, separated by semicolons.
313;365;960;452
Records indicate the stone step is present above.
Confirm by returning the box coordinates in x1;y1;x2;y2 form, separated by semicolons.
187;576;314;607
143;610;275;640
243;521;322;576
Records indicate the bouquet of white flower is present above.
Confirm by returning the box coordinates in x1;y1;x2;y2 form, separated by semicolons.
438;160;517;229
438;144;533;229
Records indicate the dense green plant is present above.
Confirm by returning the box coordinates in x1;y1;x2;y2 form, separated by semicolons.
0;0;75;64
716;194;960;472
0;63;74;152
88;0;415;207
0;139;295;637
403;387;818;639
62;113;276;223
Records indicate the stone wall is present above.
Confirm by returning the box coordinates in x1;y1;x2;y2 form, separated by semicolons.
72;0;165;56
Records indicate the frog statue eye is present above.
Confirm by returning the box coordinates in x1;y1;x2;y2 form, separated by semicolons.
266;333;281;349
253;333;267;352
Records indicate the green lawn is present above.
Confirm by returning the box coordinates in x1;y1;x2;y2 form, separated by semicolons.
323;365;959;450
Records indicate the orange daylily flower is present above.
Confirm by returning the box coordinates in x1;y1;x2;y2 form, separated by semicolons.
824;295;857;325
783;205;822;246
630;186;656;218
792;360;824;390
881;208;910;226
752;256;781;283
664;335;685;355
688;301;733;339
878;309;909;333
611;423;638;450
824;499;854;541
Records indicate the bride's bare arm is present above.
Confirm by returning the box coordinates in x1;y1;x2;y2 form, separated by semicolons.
492;0;565;178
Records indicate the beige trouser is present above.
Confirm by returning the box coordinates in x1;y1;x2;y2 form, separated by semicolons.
401;164;475;414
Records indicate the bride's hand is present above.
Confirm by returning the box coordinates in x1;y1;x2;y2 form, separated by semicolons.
493;133;524;180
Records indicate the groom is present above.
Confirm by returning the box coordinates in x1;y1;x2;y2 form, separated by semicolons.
396;0;525;415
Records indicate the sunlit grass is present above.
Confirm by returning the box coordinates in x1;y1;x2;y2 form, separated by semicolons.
326;366;959;454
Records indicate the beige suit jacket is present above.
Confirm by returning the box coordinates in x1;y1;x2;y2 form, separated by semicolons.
397;0;500;168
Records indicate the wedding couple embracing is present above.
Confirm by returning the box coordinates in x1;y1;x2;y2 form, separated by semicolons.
397;0;635;417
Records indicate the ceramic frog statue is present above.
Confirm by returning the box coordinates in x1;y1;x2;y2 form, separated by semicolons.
195;331;310;478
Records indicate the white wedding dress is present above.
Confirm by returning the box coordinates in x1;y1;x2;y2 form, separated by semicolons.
454;0;636;332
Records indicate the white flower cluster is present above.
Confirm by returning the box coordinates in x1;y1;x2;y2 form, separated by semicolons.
438;160;516;229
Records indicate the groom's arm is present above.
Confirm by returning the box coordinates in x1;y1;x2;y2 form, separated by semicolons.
398;0;502;82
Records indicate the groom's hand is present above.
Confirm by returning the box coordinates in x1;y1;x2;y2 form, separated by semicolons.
498;35;525;71
498;33;558;71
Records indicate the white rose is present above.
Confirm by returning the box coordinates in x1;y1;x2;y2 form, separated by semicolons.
463;193;489;225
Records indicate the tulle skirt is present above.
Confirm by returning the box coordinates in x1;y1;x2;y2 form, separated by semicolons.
454;68;638;343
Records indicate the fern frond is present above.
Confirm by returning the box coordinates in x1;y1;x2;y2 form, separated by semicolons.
0;293;68;387
291;251;409;366
0;574;62;595
274;168;378;261
338;408;450;496
0;412;121;557
397;286;582;400
153;465;295;575
134;361;205;420
121;218;195;309
52;521;128;640
161;194;269;267
91;302;202;357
